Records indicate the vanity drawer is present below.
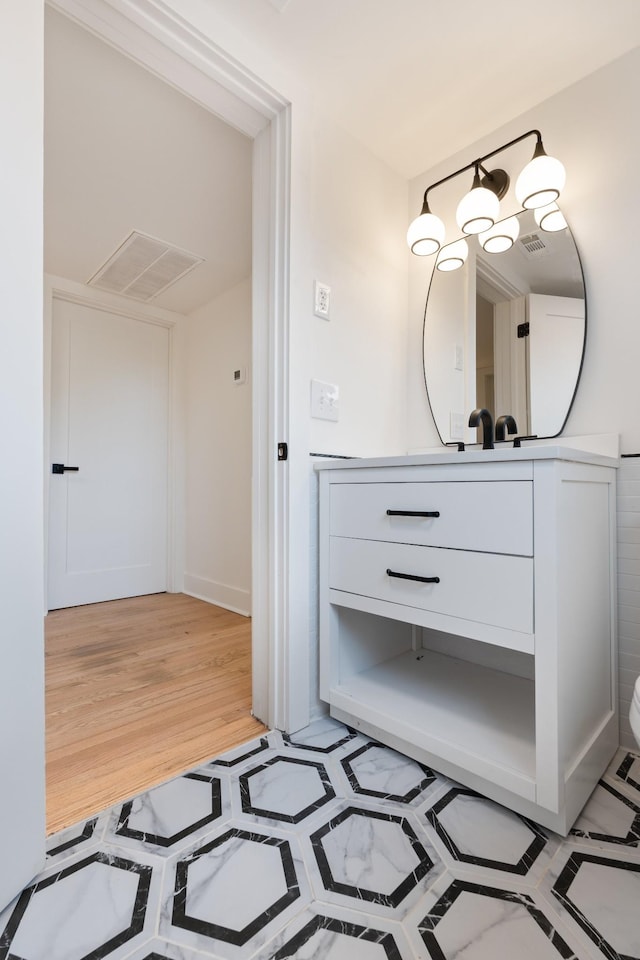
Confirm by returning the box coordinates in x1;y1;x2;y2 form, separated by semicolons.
329;537;533;634
330;481;532;556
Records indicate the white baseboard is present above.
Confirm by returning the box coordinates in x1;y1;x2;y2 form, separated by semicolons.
183;573;251;618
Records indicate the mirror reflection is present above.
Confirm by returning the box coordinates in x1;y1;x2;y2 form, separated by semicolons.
423;208;585;445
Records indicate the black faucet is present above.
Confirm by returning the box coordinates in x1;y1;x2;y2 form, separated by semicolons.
468;408;494;450
495;414;518;442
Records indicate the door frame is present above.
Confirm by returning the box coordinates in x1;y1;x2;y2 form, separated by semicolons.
47;0;296;731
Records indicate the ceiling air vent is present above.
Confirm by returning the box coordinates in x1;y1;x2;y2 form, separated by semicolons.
518;232;548;259
88;231;204;301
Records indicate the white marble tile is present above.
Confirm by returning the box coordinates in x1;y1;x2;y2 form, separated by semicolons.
45;809;110;866
539;841;640;960
303;802;444;919
105;771;231;855
606;747;640;803
569;780;640;850
0;845;163;960
419;886;572;959
405;872;584;960
341;742;439;806
158;823;311;960
201;732;282;772
282;716;359;754
234;754;339;827
121;941;216;960
252;903;415;960
421;789;559;883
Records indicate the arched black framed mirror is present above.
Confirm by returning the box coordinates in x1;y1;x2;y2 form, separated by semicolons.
422;208;586;445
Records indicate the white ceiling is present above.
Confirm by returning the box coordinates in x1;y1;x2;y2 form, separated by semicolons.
44;6;253;315
214;0;640;179
44;2;640;314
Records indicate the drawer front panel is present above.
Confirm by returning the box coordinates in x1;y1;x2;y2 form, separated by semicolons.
330;481;533;555
330;537;533;634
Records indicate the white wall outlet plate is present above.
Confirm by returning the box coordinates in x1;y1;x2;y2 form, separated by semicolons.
311;379;339;421
232;367;247;385
314;280;331;320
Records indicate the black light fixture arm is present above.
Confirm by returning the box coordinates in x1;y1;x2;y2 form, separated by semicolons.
421;129;543;207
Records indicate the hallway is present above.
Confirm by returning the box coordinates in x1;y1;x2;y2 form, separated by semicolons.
45;593;265;833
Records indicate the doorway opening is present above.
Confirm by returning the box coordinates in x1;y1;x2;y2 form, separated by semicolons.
44;6;267;831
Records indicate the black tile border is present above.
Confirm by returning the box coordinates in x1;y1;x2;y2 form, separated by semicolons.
171;828;300;946
552;850;640;960
419;879;575;960
0;852;152;960
426;788;548;874
282;724;358;754
115;773;222;848
571;780;640;846
239;756;336;823
616;752;640;794
341;742;435;803
46;817;99;858
269;913;404;960
207;737;271;768
310;805;434;908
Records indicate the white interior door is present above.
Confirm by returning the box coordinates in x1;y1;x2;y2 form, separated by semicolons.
528;293;585;437
48;297;170;609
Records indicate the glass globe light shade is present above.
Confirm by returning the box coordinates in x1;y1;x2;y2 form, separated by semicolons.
407;211;445;256
456;184;500;235
515;154;566;209
534;202;568;232
479;215;520;254
436;238;469;272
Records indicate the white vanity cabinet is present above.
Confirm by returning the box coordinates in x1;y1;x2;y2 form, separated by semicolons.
316;447;618;834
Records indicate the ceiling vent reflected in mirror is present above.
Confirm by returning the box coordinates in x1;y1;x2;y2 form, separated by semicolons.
519;232;548;257
88;230;204;302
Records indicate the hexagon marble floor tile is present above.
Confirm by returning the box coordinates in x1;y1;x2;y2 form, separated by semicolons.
1;718;639;960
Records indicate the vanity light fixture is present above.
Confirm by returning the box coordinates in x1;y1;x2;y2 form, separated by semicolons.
436;238;469;272
534;201;568;232
456;163;501;235
407;129;565;261
479;215;520;254
515;137;566;209
407;198;446;255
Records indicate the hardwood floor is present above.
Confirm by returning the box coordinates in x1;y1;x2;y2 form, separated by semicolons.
45;593;266;834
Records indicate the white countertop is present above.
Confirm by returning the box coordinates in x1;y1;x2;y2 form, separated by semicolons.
313;434;620;471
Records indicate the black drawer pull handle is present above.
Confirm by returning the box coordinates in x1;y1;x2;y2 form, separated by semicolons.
386;510;440;518
52;463;79;474
386;568;440;584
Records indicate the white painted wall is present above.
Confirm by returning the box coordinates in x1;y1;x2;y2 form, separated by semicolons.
184;279;252;615
155;2;409;729
0;0;46;906
617;459;640;748
408;48;640;746
306;119;409;459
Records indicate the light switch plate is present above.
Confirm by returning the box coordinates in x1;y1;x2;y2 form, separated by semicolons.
311;379;339;421
454;344;464;371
